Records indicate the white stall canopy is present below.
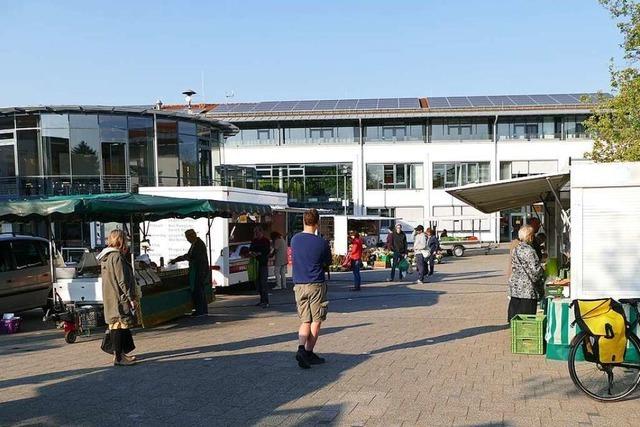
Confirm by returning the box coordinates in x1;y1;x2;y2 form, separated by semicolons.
445;172;570;214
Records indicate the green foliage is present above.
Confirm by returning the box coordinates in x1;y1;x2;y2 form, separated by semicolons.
585;0;640;162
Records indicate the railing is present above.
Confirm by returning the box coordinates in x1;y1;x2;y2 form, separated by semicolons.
0;175;132;197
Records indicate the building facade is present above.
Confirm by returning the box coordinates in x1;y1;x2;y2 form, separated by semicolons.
206;94;599;242
0;106;236;198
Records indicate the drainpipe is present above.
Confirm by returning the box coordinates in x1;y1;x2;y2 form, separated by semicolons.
358;117;364;216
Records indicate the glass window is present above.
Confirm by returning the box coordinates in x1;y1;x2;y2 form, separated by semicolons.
0;133;13;140
41;114;68;129
17;129;40;176
257;129;271;140
0;145;15;177
178;121;197;136
0;242;12;272
366;164;384;189
366;163;423;189
99;114;127;142
12;240;44;269
179;134;198;186
70;127;100;176
128;116;155;187
433;162;491;188
69;114;98;129
15;115;38;128
0;116;14;130
157;119;179;186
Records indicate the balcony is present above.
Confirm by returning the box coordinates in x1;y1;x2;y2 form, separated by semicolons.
0;175;132;197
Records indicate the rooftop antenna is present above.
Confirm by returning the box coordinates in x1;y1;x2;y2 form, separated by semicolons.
225;90;235;104
155;99;163;110
182;89;197;111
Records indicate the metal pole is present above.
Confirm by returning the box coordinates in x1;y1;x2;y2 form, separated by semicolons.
343;174;347;216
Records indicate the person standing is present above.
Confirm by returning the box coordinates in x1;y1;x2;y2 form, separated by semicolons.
388;223;407;281
348;231;363;291
385;227;394;250
527;217;544;260
271;231;288;290
426;228;439;277
97;230;137;366
507;224;544;323
250;226;271;307
291;208;332;369
413;225;428;284
169;229;210;316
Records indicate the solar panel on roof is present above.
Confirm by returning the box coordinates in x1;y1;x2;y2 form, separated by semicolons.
377;98;399;109
398;98;420;108
548;94;580;104
427;97;450;109
233;103;258;112
356;99;378;109
569;93;592;103
508;95;537;105
313;100;339;110
335;99;358;109
467;96;494;107
529;95;560;105
272;101;298;112
446;97;472;108
253;101;279;112
487;96;516;106
213;103;235;113
292;100;319;111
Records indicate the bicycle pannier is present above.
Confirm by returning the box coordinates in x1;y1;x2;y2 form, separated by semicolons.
572;298;627;364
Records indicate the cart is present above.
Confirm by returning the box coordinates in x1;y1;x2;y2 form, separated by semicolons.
439;239;499;257
44;290;104;343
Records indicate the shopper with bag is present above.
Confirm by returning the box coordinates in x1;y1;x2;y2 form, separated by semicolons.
97;229;137;366
413;225;428;284
348;231;364;291
507;224;545;323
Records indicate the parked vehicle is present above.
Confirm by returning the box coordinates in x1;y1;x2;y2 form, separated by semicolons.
0;234;53;314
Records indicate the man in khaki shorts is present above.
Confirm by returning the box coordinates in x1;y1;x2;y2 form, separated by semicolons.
290;208;332;369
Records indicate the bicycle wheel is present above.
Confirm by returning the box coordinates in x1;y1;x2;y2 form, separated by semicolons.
568;331;640;401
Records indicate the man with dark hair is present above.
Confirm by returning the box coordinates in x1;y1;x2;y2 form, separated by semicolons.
290;208;332;369
526;217;543;260
170;229;210;316
426;228;439;277
250;226;271;308
388;223;408;281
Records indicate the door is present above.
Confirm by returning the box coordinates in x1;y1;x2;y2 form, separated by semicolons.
510;213;525;240
102;142;126;192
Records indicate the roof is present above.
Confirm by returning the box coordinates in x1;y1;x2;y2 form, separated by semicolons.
0;193;271;222
204;92;609;122
446;172;570;214
0;105;239;136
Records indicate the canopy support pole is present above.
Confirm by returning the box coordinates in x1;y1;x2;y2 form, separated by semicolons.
545;177;570;226
207;216;213;286
47;218;55;284
129;215;136;277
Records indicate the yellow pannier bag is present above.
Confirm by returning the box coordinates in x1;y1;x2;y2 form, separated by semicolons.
572;298;628;364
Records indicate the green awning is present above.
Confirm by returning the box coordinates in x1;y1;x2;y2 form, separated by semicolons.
0;193;271;222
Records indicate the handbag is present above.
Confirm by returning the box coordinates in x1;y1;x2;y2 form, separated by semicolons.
100;329;136;354
341;255;352;269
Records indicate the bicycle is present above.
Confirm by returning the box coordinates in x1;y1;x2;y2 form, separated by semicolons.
568;298;640;401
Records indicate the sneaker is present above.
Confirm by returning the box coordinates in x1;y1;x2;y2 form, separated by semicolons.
123;353;137;362
416;280;423;284
296;348;311;369
306;351;325;365
386;278;393;282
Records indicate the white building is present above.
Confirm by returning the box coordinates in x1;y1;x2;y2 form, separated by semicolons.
206;94;600;242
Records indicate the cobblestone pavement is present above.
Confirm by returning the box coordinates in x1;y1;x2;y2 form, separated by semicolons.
1;248;638;426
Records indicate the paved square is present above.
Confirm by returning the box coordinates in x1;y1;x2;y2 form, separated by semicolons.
1;248;637;426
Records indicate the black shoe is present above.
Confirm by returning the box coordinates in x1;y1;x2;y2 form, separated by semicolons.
349;287;361;291
306;351;325;365
296;348;311;369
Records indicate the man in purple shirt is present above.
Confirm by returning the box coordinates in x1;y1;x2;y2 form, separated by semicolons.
290;208;332;369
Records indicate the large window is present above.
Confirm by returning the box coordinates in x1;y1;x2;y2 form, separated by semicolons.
157;119;179;186
366;207;396;228
432;162;490;189
226;127;278;146
564;115;589;139
366;163;424;190
250;163;351;205
128;116;155;188
497;116;562;140
364;123;424;142
17;129;40;176
500;160;557;180
69;114;100;178
178;121;198;186
284;125;359;144
41;114;70;176
430;118;492;141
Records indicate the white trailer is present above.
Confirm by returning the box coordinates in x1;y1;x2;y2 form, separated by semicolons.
138;186;288;287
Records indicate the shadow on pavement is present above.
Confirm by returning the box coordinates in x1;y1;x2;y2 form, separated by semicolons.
370;324;509;354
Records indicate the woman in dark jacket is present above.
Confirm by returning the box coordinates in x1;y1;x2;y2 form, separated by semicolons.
507;224;544;323
98;229;137;366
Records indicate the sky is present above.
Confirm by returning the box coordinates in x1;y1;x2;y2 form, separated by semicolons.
0;0;625;106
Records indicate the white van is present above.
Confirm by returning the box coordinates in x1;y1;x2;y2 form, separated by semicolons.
0;235;53;314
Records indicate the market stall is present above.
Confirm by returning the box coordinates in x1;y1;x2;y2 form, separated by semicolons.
0;192;269;334
447;162;640;359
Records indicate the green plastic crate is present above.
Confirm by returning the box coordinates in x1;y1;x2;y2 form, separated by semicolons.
511;314;546;355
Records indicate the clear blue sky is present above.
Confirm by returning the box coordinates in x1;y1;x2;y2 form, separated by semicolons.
0;0;623;106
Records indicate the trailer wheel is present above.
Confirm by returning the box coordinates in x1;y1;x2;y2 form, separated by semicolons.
64;330;77;344
453;245;465;257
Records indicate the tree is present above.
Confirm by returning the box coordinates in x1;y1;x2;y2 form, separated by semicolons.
585;0;640;162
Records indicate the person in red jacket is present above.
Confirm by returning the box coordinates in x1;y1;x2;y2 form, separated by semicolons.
348;231;364;291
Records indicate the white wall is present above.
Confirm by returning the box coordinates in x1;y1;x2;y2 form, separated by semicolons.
223;138;593;242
